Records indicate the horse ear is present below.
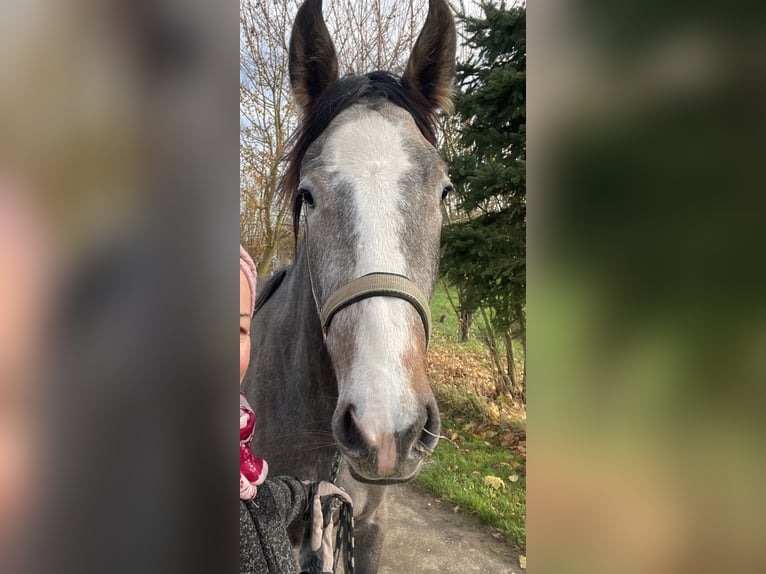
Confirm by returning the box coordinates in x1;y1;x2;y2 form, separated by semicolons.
403;0;457;113
289;0;338;112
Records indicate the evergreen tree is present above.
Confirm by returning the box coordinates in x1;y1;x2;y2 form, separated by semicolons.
441;2;526;397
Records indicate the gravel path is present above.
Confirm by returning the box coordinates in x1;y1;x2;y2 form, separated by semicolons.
378;483;524;574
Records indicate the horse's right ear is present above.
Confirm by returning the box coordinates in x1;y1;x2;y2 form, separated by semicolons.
289;0;338;112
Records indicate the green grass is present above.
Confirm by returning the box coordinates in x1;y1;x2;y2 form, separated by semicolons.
416;281;527;550
429;282;487;353
417;426;526;549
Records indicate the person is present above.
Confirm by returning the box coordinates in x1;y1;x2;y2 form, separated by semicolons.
239;245;350;574
0;181;50;572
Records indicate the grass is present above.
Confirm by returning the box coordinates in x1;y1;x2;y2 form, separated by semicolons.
417;425;526;548
416;283;527;550
429;281;487;354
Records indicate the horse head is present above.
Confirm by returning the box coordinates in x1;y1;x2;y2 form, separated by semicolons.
285;0;456;484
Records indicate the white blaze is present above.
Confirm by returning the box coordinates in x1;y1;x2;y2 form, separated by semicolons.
326;111;418;439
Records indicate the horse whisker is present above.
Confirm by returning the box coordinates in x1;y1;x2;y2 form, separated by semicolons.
420;427;458;448
268;431;335;441
301;443;340;452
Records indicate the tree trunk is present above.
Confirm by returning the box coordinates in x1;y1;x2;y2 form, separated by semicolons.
258;238;278;276
459;309;473;342
520;332;526;404
441;280;472;342
479;307;512;397
503;330;524;403
515;304;526;404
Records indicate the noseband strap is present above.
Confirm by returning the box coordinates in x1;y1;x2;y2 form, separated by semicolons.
320;273;432;348
301;202;432;349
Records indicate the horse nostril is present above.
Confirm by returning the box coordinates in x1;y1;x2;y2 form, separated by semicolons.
335;405;368;456
418;403;441;452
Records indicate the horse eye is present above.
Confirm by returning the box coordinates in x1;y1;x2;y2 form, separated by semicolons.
441;184;454;201
299;188;315;208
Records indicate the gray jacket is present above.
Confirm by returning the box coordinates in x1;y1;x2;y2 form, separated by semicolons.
239;476;309;574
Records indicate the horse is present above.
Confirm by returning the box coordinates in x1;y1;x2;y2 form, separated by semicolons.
244;0;456;571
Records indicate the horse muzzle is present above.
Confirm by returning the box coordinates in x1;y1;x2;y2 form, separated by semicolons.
331;400;441;482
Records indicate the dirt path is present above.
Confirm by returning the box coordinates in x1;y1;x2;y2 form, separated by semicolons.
379;484;524;574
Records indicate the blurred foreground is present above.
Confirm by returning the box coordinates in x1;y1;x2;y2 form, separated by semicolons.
0;0;238;572
529;1;766;573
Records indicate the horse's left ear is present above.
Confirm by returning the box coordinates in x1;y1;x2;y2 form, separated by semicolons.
289;0;338;112
403;0;457;113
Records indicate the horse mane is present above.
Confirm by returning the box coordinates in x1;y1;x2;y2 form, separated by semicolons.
280;71;439;237
253;268;287;316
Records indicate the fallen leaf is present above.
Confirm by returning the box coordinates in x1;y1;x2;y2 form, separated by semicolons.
452;505;461;513
483;475;507;490
508;474;520;483
500;431;518;448
487;403;501;421
519;555;526;569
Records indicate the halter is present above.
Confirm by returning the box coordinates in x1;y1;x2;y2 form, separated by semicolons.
301;202;432;349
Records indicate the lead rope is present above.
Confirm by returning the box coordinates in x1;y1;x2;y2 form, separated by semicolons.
329;450;355;574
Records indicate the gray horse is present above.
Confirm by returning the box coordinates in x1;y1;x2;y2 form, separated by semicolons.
244;1;456;571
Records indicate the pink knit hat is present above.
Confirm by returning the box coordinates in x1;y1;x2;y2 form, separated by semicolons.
239;245;257;315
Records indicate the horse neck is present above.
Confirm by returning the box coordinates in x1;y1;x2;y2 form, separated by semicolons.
247;242;338;476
